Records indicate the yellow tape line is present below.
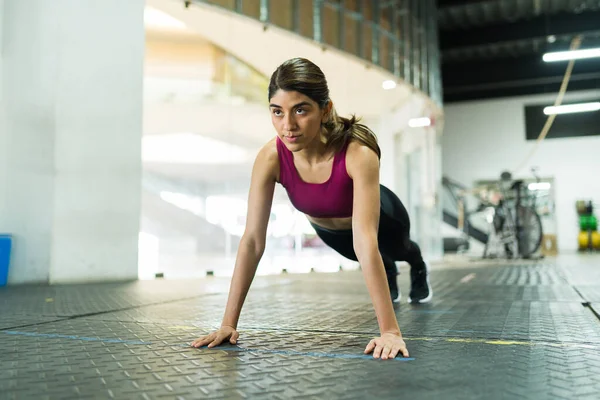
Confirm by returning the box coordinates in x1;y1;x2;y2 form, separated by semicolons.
406;336;598;349
169;326;599;349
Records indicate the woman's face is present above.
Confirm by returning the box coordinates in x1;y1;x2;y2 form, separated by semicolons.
269;89;326;151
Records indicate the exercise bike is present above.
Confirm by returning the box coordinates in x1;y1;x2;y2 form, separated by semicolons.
482;169;544;259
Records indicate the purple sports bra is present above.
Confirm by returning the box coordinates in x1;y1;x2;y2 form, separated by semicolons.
276;137;354;218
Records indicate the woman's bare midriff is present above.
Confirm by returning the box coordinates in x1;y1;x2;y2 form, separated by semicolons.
307;215;353;231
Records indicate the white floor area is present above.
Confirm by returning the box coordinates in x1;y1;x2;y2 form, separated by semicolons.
139;249;362;280
139;231;600;280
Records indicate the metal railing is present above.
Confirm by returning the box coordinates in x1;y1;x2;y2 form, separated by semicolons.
442;176;490;244
186;0;442;105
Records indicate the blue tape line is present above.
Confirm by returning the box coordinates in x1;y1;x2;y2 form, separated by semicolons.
182;344;415;361
3;331;414;361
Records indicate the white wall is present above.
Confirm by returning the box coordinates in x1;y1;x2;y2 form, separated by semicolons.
0;0;5;239
1;0;145;284
0;0;3;95
1;0;56;282
442;89;600;252
375;96;444;260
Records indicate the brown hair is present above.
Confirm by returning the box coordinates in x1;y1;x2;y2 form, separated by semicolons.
268;58;381;159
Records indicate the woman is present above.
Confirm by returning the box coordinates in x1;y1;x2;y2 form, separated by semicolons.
191;58;432;360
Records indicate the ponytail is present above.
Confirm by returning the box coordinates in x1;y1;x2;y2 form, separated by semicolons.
322;105;381;159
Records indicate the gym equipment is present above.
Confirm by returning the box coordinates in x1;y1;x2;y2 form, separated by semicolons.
576;199;598;252
592;231;600;250
576;200;592;216
0;235;12;287
579;231;590;250
579;215;598;231
589;215;598;231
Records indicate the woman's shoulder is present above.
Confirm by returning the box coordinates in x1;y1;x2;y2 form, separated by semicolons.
345;139;379;161
344;139;380;179
253;137;280;180
260;137;279;162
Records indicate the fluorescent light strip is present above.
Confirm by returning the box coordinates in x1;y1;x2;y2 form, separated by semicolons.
408;117;431;128
543;102;600;115
543;48;600;62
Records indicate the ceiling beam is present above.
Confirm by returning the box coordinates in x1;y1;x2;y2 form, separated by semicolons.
442;55;600;101
440;10;600;50
443;55;600;86
443;77;600;102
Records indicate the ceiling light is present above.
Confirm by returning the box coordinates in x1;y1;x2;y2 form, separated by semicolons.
408;117;431;128
382;80;397;90
543;48;600;62
543;102;600;115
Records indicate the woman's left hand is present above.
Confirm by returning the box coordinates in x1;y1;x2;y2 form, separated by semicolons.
364;333;409;359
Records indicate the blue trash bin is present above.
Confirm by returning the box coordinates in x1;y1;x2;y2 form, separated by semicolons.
0;235;12;287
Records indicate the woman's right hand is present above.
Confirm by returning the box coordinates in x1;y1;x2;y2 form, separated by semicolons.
190;326;239;348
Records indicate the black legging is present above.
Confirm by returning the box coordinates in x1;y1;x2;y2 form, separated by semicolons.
310;185;425;275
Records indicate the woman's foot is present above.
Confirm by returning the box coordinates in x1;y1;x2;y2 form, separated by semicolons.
408;261;432;303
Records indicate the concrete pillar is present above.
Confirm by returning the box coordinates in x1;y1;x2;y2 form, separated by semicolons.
0;0;145;284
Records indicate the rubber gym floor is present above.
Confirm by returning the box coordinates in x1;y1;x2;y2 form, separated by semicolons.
2;255;600;399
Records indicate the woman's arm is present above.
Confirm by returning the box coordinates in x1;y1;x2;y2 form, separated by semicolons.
192;140;278;348
346;142;409;359
220;141;278;329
